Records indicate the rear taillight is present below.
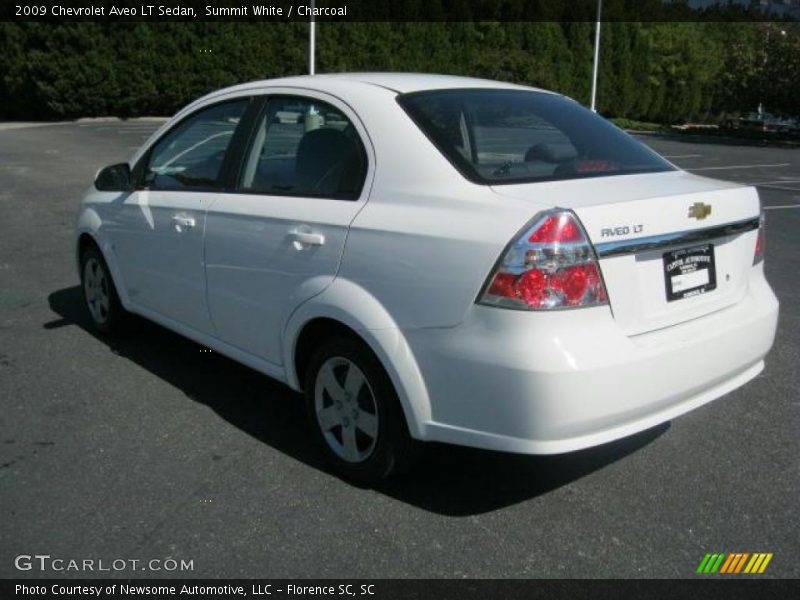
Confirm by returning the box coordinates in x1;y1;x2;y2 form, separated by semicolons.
753;212;765;265
479;210;609;310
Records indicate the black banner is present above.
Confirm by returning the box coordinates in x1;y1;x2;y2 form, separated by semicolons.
2;579;799;600
2;0;799;23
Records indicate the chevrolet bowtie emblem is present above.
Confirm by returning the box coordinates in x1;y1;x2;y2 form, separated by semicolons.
688;202;712;220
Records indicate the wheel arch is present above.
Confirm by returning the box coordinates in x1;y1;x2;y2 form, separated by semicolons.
77;231;97;263
283;279;431;439
75;211;131;309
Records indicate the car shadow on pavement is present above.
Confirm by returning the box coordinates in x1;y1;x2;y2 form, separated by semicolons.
47;285;668;517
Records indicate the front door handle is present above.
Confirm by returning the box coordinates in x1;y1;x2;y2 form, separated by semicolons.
172;214;196;232
288;228;325;248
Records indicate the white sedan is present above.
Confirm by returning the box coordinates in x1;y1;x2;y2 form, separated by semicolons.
76;73;779;482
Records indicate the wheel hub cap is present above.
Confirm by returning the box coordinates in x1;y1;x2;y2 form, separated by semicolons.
83;257;110;325
314;357;379;463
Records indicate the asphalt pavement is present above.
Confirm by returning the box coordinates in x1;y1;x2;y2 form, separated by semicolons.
0;120;798;578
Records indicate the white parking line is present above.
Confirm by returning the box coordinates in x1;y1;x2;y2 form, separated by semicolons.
663;154;702;158
754;184;800;193
748;179;800;186
0;122;71;131
687;163;790;171
764;204;800;210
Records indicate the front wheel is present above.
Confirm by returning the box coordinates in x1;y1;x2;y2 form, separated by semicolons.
304;337;420;483
80;245;128;335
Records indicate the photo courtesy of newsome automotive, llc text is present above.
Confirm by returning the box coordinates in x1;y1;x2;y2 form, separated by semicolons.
0;0;798;597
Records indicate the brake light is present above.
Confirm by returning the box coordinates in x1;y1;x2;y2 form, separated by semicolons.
479;210;609;310
575;159;617;173
528;214;583;243
753;212;765;265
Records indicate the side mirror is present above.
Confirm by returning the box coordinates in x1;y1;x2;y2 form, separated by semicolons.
94;163;132;191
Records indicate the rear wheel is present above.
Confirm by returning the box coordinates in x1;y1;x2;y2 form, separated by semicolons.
80;244;127;335
304;337;419;483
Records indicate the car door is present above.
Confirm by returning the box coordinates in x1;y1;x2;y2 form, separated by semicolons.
105;98;252;333
203;92;373;365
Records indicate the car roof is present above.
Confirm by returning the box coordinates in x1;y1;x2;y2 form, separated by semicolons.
201;72;555;102
307;72;551;94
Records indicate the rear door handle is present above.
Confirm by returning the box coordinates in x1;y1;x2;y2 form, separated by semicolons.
172;214;196;231
288;228;325;247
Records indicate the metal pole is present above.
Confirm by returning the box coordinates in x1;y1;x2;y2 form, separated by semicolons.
309;0;316;75
590;0;602;112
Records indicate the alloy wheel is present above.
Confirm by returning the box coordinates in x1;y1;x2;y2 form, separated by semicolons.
314;357;379;463
83;257;110;325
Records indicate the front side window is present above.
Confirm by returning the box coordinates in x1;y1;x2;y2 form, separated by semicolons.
399;89;674;185
239;97;367;199
143;99;249;191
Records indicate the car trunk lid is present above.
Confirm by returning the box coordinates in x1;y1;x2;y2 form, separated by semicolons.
492;171;761;336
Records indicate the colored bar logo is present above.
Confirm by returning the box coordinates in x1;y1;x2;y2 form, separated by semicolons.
696;553;773;574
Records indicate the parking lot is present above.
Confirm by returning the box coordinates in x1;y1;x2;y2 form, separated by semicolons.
0;120;798;578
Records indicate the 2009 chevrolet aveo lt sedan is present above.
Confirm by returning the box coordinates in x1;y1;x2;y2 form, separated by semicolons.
77;73;778;482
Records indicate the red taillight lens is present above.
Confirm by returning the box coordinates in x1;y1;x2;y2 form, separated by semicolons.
528;214;585;244
479;210;609;311
557;264;590;304
487;273;517;297
753;213;765;265
516;269;547;306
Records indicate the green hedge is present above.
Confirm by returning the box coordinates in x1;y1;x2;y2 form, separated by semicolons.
0;22;796;121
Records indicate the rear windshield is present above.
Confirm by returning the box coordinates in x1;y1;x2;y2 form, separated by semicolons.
398;89;674;185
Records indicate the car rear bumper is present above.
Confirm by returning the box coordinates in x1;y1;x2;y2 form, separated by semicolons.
405;267;779;454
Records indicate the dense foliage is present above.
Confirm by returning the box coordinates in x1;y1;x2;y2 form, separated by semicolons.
0;21;797;121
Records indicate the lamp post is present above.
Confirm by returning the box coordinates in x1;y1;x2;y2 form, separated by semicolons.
590;0;602;112
760;26;787;118
309;0;316;75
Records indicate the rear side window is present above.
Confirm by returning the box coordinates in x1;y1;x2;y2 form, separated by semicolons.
239;97;367;199
143;99;249;191
398;89;674;185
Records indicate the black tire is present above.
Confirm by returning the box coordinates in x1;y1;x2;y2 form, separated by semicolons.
79;244;128;335
304;336;420;483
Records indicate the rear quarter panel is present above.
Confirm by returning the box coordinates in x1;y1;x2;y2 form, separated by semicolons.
339;95;548;329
